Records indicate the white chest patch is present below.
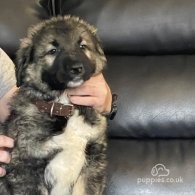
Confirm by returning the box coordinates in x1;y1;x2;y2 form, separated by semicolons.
44;108;106;195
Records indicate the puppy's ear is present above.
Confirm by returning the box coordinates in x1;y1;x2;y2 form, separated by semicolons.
16;44;34;87
94;43;107;74
97;43;107;63
96;43;105;56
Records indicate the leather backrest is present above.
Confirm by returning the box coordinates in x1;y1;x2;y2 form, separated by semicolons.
1;0;195;55
105;55;195;138
68;0;195;55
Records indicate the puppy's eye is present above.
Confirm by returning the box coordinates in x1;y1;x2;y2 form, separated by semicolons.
46;48;57;55
79;40;87;50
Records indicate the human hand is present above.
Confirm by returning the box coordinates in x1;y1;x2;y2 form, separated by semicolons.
67;73;112;113
0;135;14;177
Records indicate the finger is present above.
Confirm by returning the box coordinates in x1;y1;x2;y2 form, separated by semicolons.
69;96;97;107
0;167;6;177
70;96;103;112
0;135;14;148
66;74;106;96
67;85;97;96
0;150;11;164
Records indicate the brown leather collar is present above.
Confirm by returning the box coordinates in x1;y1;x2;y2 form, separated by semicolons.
34;100;75;118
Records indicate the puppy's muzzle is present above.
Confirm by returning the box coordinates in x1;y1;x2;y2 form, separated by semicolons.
69;63;85;78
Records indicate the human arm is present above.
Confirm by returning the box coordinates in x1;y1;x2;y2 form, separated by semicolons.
0;49;16;176
0;88;15;177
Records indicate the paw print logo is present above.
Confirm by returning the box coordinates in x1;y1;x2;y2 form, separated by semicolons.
151;164;170;177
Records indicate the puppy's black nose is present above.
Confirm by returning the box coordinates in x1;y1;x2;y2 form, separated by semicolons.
69;63;84;77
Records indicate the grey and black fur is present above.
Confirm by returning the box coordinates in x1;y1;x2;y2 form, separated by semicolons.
0;7;107;195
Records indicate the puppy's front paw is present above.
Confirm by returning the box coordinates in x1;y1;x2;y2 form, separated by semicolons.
66;109;106;142
78;106;98;126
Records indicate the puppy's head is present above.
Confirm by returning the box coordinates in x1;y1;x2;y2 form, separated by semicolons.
16;16;106;93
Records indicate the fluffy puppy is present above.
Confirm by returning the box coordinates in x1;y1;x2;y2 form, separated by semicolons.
0;15;107;195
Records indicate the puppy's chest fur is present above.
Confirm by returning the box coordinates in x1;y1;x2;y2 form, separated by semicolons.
44;95;107;194
45;109;106;194
4;92;107;195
